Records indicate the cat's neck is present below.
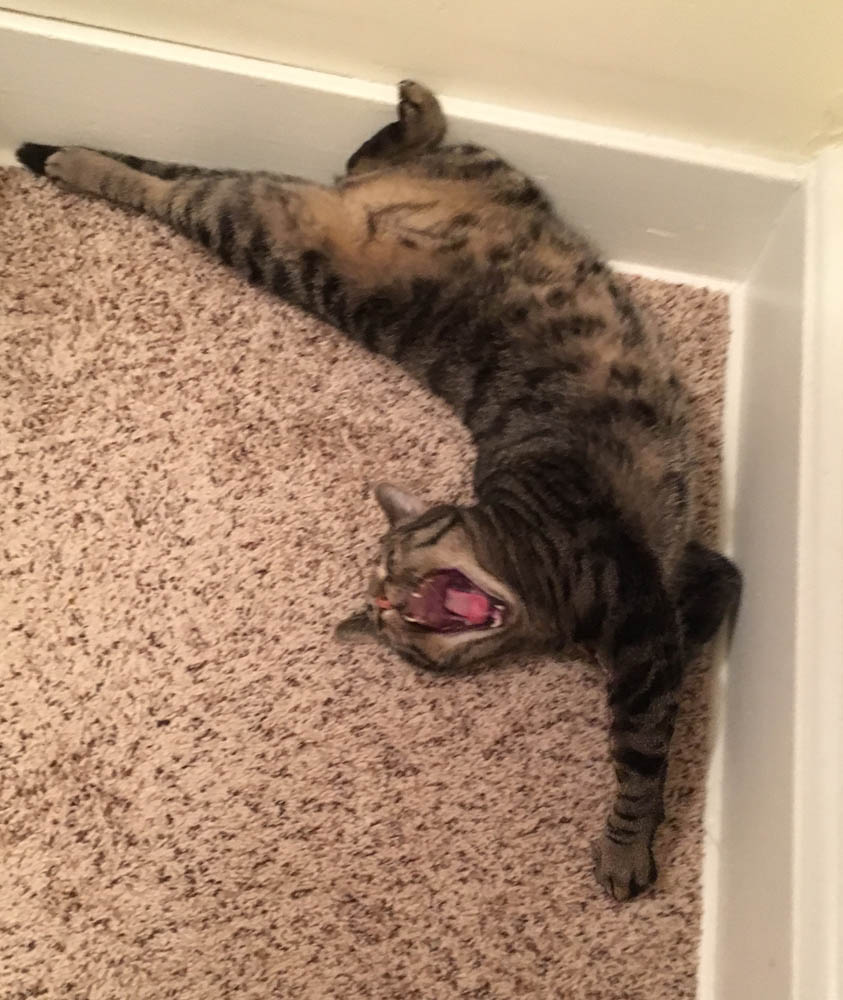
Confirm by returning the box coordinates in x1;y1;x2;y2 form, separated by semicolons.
470;453;627;643
475;451;615;525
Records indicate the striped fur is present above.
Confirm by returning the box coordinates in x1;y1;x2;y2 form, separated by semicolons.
16;80;741;901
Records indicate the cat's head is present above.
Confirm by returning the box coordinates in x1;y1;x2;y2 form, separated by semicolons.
335;483;536;669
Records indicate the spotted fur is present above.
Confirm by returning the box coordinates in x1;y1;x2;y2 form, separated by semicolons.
16;80;741;901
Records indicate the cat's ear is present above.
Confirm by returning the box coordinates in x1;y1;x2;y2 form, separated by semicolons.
334;609;378;644
375;482;428;526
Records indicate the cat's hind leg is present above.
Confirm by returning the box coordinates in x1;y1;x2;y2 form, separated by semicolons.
346;80;446;175
17;142;254;181
16;145;246;224
15;145;308;243
16;144;351;312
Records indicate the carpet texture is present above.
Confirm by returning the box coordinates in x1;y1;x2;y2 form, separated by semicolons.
0;167;730;999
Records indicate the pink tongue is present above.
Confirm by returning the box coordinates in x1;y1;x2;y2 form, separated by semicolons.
443;588;491;625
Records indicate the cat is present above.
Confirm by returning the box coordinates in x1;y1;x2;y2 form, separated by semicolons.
16;80;741;901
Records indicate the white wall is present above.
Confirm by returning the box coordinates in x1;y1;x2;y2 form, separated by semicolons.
7;0;843;160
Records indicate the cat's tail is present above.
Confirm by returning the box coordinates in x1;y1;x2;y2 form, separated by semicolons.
675;541;743;650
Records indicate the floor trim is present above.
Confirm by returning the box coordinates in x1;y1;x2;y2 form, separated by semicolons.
792;147;843;1000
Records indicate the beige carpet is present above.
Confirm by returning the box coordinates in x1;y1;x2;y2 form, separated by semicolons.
0;167;730;999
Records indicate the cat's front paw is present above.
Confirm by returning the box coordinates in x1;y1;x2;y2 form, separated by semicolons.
591;833;657;901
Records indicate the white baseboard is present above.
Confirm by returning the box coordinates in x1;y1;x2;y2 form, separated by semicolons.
1;10;840;1000
718;185;806;999
792;147;843;1000
704;150;843;1000
612;260;739;294
695;275;748;1000
0;8;802;281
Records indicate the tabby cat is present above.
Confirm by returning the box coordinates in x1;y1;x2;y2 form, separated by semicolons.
17;81;741;901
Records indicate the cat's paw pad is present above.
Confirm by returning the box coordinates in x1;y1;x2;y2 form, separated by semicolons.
591;833;657;901
15;143;61;176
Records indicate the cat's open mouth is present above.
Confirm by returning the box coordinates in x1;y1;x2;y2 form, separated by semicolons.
376;568;507;633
